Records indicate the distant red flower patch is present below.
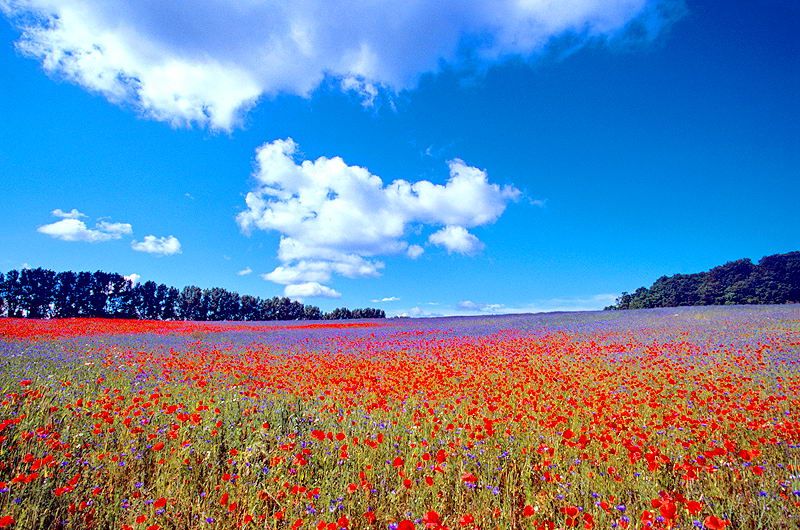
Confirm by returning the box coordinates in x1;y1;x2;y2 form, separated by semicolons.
0;317;385;340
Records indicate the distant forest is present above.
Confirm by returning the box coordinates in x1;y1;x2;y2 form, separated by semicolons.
605;251;800;310
0;268;385;321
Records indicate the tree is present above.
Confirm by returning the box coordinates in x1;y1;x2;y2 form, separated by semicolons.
134;281;160;320
86;271;112;317
303;304;322;321
104;274;137;318
352;307;385;319
605;251;800;310
324;307;353;320
239;295;261;321
1;267;386;322
54;271;79;318
205;288;238;321
162;287;180;320
178;286;206;321
698;259;755;305
2;270;23;317
19;268;56;318
756;251;800;303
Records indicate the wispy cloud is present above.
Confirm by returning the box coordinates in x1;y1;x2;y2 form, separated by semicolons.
51;208;87;219
392;294;619;317
237;267;253;276
371;296;400;303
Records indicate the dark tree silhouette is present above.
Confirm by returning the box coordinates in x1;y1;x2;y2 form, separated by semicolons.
0;267;386;321
19;268;56;318
2;270;24;317
178;285;205;321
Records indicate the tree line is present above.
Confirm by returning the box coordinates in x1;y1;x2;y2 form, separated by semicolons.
605;251;800;310
0;268;385;321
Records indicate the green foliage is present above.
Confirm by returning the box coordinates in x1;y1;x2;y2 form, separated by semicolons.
606;251;800;310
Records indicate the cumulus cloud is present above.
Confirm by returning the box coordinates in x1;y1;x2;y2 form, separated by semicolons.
284;282;341;300
238;138;518;293
124;273;140;285
2;0;684;128
237;267;253;276
37;212;132;242
131;235;182;256
428;225;485;255
51;208;86;219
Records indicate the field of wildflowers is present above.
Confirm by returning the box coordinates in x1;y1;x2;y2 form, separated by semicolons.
0;305;798;530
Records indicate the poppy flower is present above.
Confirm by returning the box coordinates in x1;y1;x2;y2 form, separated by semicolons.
703;516;730;529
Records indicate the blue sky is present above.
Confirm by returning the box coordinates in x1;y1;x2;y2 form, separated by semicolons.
1;0;798;316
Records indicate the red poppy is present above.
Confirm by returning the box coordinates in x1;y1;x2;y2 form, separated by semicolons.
703;516;730;529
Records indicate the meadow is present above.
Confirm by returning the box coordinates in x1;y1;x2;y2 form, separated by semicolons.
0;305;798;530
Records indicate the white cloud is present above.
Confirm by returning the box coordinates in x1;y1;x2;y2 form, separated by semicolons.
407;244;424;259
51;208;86;219
37;213;132;242
428;225;485;255
124;273;140;285
371;296;400;303
238;138;518;291
284;281;341;300
2;0;684;129
237;267;253;276
131;235;182;256
262;255;384;285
